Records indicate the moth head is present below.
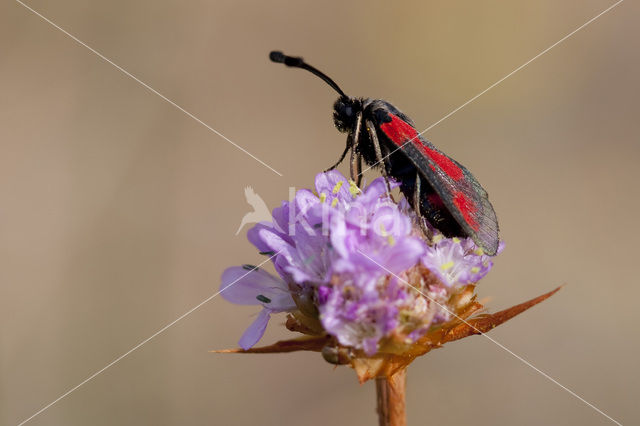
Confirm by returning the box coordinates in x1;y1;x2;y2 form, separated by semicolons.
333;96;361;133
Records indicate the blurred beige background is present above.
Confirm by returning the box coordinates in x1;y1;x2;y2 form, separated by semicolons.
1;0;638;425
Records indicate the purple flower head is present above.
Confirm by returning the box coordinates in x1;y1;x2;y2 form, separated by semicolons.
220;170;502;354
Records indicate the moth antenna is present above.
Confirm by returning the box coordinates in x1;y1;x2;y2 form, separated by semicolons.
269;51;347;97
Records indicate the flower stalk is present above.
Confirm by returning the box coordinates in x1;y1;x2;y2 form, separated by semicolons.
376;368;407;426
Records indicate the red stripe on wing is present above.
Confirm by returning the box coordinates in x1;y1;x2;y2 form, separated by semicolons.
379;115;463;181
453;191;479;230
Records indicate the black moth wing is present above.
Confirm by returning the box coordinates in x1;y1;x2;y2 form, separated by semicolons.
364;100;499;255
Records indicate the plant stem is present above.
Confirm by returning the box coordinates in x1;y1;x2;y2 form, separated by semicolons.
376;368;407;426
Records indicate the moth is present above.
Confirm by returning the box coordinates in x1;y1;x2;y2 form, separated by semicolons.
270;51;499;255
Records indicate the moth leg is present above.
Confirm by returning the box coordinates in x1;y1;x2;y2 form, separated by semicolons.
414;172;434;244
326;112;363;175
365;119;393;196
350;138;362;189
349;113;364;184
324;143;350;172
350;147;363;187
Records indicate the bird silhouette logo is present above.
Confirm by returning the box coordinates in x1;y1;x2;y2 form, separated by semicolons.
235;186;272;235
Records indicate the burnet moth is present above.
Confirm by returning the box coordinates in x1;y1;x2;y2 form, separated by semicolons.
269;51;499;256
